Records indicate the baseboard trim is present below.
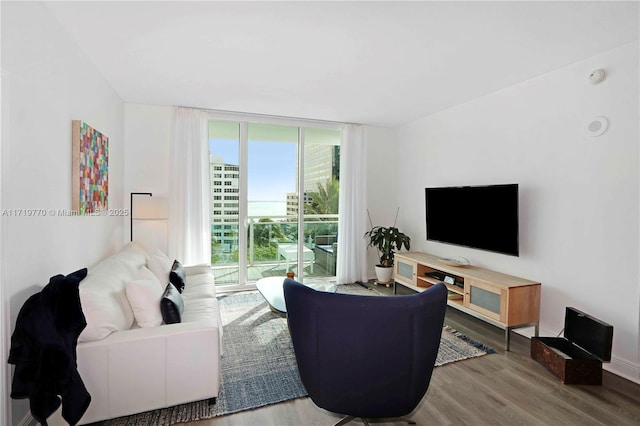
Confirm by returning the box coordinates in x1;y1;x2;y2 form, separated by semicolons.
605;356;640;385
17;412;34;426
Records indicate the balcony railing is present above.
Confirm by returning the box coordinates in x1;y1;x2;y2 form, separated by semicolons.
211;214;338;285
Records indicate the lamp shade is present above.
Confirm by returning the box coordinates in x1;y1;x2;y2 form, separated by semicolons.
133;196;168;220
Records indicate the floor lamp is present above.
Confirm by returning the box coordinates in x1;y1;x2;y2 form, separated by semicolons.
130;192;152;241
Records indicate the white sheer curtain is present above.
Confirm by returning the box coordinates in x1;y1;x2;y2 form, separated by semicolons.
336;124;368;284
168;108;211;265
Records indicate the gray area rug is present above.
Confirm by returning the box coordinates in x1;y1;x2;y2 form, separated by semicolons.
102;283;493;425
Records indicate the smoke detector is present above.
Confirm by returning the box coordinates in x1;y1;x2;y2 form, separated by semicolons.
586;116;609;137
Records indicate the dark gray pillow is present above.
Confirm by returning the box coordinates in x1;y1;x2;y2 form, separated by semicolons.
169;260;186;293
160;283;183;324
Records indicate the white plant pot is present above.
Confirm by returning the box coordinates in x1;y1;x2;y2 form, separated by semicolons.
374;265;393;283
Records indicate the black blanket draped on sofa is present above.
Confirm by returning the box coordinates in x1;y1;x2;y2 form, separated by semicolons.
8;268;91;425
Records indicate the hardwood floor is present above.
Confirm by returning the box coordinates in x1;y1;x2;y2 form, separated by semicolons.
185;285;640;426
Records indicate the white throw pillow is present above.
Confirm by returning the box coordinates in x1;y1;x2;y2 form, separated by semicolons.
148;249;173;284
79;258;139;342
116;241;150;275
126;267;164;328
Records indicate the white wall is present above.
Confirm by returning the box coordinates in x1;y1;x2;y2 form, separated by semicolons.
1;2;125;423
363;125;399;278
393;42;639;381
124;103;173;253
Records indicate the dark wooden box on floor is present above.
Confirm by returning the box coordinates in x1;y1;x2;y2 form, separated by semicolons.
531;307;613;385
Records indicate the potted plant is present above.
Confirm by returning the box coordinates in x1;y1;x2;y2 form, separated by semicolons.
364;214;411;284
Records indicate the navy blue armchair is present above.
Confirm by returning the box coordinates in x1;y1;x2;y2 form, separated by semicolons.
284;279;447;425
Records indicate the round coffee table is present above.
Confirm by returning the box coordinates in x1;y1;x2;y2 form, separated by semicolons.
255;276;336;313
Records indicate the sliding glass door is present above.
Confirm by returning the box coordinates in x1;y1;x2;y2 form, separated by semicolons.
209;119;341;289
302;128;340;279
247;123;299;282
208;120;241;285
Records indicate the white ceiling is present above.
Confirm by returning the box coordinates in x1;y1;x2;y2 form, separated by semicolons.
44;1;638;127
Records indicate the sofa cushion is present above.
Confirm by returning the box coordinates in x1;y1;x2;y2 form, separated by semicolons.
148;249;173;284
169;260;186;293
126;267;164;328
181;273;216;300
160;283;183;324
181;298;219;323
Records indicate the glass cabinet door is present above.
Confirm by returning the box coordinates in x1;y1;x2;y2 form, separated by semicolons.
394;258;417;286
466;279;504;322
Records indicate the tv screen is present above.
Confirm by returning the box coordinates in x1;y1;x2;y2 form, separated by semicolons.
425;184;519;256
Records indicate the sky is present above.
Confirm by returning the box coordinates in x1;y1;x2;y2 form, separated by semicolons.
209;138;297;202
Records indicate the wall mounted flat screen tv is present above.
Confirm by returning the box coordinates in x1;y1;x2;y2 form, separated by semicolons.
425;184;519;256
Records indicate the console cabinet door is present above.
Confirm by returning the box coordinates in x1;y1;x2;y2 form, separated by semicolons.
394;257;417;286
465;279;506;323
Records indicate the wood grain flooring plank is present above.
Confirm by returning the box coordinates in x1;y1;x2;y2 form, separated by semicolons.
180;300;640;426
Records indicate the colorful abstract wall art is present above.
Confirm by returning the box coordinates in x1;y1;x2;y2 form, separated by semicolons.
72;120;109;215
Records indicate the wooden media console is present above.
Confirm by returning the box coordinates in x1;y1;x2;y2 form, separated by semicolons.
393;252;541;350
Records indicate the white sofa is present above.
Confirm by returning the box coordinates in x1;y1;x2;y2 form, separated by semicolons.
49;242;223;425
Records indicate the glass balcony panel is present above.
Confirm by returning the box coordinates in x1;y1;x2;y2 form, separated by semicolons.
209;120;240;286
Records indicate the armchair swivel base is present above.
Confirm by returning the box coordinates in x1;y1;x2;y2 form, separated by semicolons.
335;415;416;426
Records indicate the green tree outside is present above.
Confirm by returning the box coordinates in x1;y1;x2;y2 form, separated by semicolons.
305;178;339;216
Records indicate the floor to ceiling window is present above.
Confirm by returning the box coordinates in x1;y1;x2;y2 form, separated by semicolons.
208;119;341;289
302;128;340;278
